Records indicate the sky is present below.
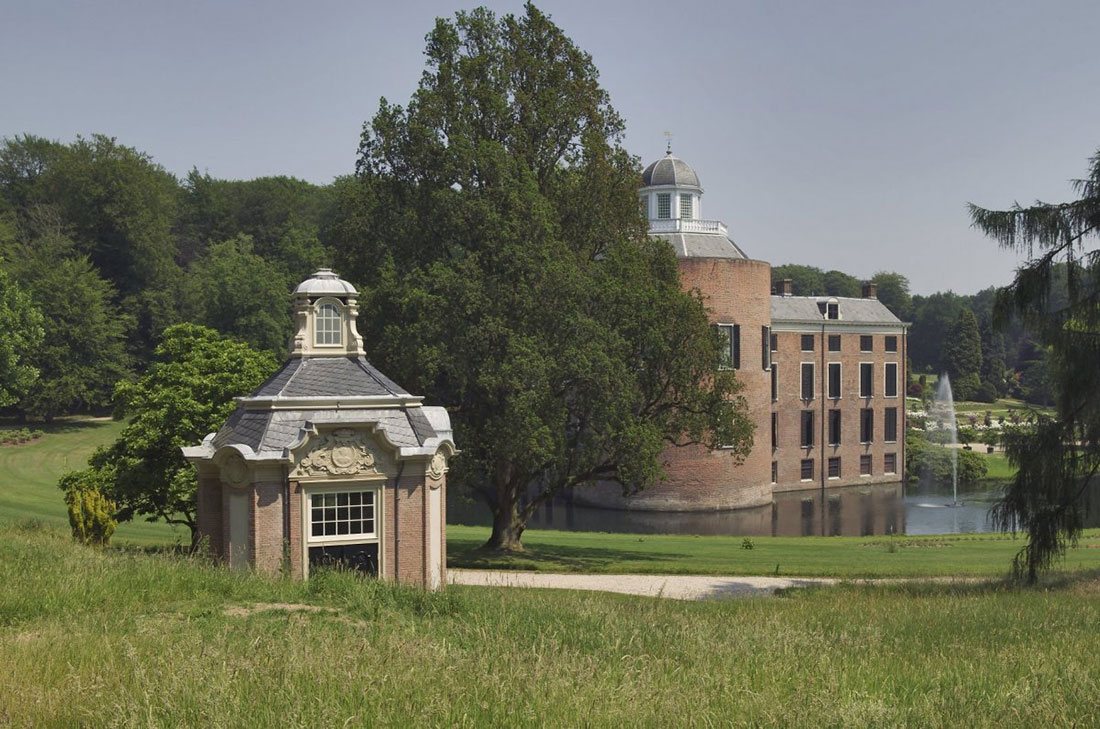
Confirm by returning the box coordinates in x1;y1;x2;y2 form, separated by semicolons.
2;0;1099;294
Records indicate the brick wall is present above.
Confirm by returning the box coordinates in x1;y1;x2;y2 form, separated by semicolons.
252;481;284;574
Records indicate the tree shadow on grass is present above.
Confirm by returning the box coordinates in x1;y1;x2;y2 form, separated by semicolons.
448;539;672;573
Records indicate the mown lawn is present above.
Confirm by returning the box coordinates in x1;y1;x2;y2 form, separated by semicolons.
0;524;1097;728
448;524;1100;578
0;418;185;546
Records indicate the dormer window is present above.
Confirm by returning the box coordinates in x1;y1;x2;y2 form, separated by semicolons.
827;302;839;320
315;302;343;346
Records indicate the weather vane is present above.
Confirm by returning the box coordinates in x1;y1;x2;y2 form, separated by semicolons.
664;131;672;154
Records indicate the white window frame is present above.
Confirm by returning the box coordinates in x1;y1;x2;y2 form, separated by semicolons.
828;362;842;400
716;323;738;370
884;453;897;475
859;361;874;399
800;361;815;401
313;298;344;348
301;482;385;579
884;362;899;398
800;458;814;482
657;193;671;219
828;456;841;480
306;487;379;543
884;406;898;444
679;193;693;220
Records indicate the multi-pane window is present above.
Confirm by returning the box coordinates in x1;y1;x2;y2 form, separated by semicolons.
860;454;872;476
309;490;376;540
827;302;839;320
801;334;815;352
801;410;815;447
771;364;778;401
828;362;841;399
801;458;814;481
828;409;842;445
828;457;841;479
885;336;898;352
885;407;898;443
679;194;693;219
860;408;874;444
828;335;841;352
657;193;671;219
860;335;873;352
801;363;815;400
771;412;778;451
771;460;778;484
761;326;771;370
884;453;897;474
315;303;343;346
885;362;898;397
716;324;740;369
860;362;873;398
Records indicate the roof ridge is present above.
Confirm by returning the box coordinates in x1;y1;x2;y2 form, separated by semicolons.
280;358;307;395
353;356;398;396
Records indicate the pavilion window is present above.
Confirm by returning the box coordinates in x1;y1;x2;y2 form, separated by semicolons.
657;193;671;219
315;303;343;346
679;194;693;219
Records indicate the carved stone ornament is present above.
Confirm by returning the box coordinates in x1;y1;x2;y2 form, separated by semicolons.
292;428;379;478
221;453;250;488
427;450;448;486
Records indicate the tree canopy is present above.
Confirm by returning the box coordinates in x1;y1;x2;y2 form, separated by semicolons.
971;147;1100;582
0;267;43;407
941;309;982;400
333;3;752;550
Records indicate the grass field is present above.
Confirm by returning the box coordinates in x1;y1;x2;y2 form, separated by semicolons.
0;418;185;546
1;524;1097;727
448;524;1100;578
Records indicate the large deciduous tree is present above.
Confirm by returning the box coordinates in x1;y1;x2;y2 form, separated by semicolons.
77;324;277;546
0;267;43;406
970;148;1100;583
331;4;752;551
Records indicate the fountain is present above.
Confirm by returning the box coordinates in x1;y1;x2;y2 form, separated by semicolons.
931;373;959;505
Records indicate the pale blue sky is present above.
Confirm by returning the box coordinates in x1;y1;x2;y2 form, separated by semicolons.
3;0;1098;294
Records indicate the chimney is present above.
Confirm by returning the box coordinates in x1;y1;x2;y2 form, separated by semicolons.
862;282;878;299
779;279;793;297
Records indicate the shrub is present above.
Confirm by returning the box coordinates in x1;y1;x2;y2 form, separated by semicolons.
907;382;923;398
905;433;988;485
974;381;999;403
59;469;117;546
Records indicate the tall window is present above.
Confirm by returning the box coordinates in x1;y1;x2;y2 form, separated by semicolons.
885;335;898;352
884;453;897;474
761;326;771;370
885;407;898;443
771;412;778;450
828;409;842;445
315;303;343;346
309;490;376;540
771;364;778;401
801;410;815;447
770;333;778;352
801;363;815;400
716;324;740;369
801;334;815;352
828;335;841;352
828;362;841;399
800;459;814;481
771;461;778;484
860;408;874;444
827;302;839;319
860;335;873;352
860;362;873;398
828;457;841;479
885;362;898;397
657;193;671;219
679;194;693;219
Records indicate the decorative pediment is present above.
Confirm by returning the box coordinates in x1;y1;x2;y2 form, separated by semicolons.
290;428;383;479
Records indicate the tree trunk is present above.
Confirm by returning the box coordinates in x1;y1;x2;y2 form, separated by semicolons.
484;499;526;552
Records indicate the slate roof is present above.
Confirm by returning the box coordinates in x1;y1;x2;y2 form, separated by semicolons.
641;154;701;188
252;357;409;398
770;296;902;324
658;232;748;259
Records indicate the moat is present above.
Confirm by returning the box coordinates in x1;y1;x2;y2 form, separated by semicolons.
449;480;1100;538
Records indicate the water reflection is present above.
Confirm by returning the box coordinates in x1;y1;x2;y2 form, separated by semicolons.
448;480;1100;537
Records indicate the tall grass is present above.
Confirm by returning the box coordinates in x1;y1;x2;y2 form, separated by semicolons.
1;523;1098;727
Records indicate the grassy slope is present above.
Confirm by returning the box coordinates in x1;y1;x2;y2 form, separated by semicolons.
1;525;1098;728
0;419;185;546
448;524;1100;578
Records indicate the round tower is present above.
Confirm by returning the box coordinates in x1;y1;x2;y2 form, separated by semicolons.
578;152;774;511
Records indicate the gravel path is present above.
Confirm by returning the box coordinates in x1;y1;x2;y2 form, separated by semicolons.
449;570;838;601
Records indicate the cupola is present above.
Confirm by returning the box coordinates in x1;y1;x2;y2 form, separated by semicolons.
290;268;365;358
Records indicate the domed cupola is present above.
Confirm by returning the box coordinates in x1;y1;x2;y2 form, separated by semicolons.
639;148;747;260
641;153;702;190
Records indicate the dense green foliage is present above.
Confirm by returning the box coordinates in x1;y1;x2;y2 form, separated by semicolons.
59;468;117;545
905;431;988;486
0;268;42;407
971;148;1100;582
942;309;983;400
75;325;277;544
335;4;752;550
2;524;1100;726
